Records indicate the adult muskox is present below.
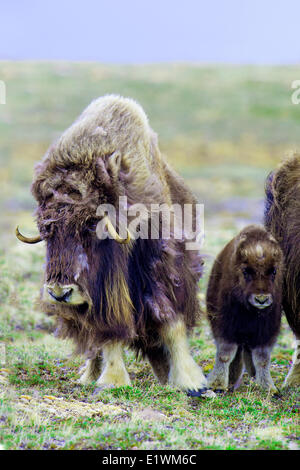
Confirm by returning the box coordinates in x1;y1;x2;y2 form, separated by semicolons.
265;154;300;387
16;95;208;394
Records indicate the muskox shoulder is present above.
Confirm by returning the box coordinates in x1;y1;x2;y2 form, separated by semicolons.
59;94;151;158
33;95;154;175
31;95;166;206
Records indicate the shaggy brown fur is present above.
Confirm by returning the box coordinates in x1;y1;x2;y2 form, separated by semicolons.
26;95;206;392
206;225;283;391
265;153;300;387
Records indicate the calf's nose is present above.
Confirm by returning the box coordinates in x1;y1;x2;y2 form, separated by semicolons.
254;294;270;305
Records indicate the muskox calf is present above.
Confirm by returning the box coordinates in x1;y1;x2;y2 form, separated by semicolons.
265;154;300;387
206;225;283;391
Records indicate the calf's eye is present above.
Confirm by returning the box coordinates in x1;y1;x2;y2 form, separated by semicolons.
266;267;277;278
242;267;254;281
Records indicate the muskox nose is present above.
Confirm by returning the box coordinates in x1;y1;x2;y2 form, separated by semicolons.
248;293;273;309
47;285;73;302
43;283;86;306
254;294;271;305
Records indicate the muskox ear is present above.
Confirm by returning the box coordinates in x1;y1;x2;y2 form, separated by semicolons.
268;233;277;243
234;234;247;256
106;151;122;179
96;151;123;186
96;157;113;186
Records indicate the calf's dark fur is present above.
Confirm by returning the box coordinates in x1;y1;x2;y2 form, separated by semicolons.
206;225;283;391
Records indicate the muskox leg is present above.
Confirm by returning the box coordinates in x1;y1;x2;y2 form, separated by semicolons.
160;318;207;391
146;346;170;385
207;339;238;391
78;352;103;385
96;342;131;388
251;346;277;391
283;334;300;388
228;345;244;388
243;347;256;378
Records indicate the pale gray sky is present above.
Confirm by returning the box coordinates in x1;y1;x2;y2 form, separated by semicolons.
0;0;299;63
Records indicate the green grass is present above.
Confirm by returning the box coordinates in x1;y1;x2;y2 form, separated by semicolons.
0;321;298;450
0;63;299;450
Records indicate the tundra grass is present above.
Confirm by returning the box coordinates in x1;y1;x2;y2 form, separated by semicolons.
0;63;299;450
1;324;298;450
0;234;298;451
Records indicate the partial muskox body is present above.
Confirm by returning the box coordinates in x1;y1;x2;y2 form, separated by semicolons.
265;154;300;387
17;95;207;394
206;225;283;391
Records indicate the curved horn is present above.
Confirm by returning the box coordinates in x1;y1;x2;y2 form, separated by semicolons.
103;216;131;244
15;226;42;244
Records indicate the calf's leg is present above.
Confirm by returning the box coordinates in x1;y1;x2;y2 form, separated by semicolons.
207;339;238;390
228;345;244;388
243;347;256;377
252;346;276;391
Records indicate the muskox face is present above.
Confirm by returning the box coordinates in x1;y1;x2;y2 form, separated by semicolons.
38;209;105;315
16;158;132;320
42;226;92;308
234;233;283;311
16;214;98;314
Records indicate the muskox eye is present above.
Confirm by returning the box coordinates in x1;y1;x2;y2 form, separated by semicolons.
243;267;254;281
39;222;53;239
69;190;81;201
86;219;97;232
266;267;276;278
